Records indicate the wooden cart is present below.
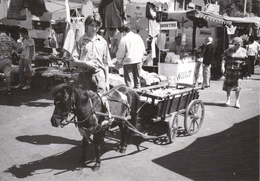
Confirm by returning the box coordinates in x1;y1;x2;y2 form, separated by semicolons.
136;84;205;144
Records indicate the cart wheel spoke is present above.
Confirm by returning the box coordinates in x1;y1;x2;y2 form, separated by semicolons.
184;100;205;135
167;112;178;143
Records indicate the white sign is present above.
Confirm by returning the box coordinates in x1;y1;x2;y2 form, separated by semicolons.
160;21;178;30
158;62;196;84
206;4;220;14
188;2;195;9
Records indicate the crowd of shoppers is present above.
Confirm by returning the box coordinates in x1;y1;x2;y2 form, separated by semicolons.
0;12;259;109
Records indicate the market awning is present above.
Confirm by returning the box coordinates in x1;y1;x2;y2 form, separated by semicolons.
45;0;82;21
0;17;20;26
224;16;260;27
161;10;231;28
196;11;232;27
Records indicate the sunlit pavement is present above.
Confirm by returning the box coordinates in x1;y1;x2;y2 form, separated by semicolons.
0;67;259;181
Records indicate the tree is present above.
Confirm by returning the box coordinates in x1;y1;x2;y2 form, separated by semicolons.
206;0;260;17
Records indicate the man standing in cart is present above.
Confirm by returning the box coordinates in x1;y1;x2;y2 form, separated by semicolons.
116;24;146;89
202;37;214;88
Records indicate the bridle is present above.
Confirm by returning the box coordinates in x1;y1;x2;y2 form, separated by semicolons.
53;85;132;128
59;91;101;127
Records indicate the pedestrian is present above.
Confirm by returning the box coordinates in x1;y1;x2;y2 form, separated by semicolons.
221;37;248;108
246;36;260;74
70;13;111;92
0;27;17;94
116;24;146;89
194;43;205;87
15;28;35;90
107;28;121;59
202;37;214;88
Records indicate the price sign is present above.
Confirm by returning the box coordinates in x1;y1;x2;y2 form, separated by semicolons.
160;21;178;30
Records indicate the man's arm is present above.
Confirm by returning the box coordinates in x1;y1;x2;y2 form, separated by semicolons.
116;39;126;64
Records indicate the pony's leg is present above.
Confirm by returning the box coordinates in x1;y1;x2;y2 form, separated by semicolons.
79;137;87;165
118;123;128;153
92;131;104;171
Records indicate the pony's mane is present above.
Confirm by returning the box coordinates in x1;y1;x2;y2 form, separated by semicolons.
50;83;70;97
50;82;86;98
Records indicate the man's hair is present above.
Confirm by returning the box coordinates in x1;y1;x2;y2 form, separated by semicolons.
207;37;213;42
85;13;102;28
175;36;181;40
20;28;29;35
118;24;131;33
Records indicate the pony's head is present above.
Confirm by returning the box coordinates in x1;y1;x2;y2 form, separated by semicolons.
50;83;74;127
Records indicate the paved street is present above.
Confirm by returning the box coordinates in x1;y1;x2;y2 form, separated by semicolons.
0;67;259;181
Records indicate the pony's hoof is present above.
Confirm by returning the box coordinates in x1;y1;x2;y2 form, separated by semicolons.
119;146;127;153
92;162;100;172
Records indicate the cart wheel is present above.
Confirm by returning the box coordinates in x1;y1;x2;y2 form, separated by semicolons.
153;136;171;145
184;99;204;135
167;112;179;143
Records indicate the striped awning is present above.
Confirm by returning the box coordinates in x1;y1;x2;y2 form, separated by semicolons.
196;11;232;27
161;10;231;28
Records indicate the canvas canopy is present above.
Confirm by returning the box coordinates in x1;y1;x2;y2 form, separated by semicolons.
224;16;260;27
0;0;82;25
161;10;231;28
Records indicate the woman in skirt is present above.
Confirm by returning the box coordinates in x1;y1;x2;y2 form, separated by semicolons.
221;37;248;108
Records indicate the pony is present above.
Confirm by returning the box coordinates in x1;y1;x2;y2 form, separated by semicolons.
50;82;141;171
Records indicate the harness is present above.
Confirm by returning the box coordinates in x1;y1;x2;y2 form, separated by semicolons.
62;89;131;128
54;86;157;140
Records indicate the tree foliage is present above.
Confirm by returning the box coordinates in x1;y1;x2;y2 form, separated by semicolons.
206;0;260;17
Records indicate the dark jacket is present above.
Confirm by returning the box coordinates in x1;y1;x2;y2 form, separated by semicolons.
203;43;215;65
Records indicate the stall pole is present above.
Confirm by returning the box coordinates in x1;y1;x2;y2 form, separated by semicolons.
192;21;197;53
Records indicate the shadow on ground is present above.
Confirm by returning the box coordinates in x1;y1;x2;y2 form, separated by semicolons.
152;115;259;181
5;133;148;178
203;102;227;107
16;134;81;146
0;87;53;107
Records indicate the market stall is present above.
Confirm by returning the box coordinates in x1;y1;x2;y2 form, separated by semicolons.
0;0;84;89
156;10;232;83
223;16;260;40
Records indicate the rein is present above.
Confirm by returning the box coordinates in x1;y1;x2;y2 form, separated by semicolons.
64;92;99;126
59;86;132;128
